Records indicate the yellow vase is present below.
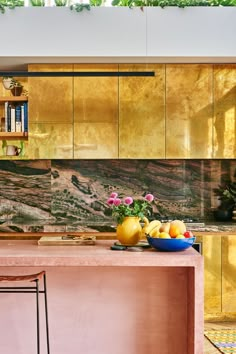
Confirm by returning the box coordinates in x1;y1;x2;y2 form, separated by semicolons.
116;216;142;246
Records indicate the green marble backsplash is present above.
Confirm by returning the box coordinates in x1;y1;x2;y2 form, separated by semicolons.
0;159;235;232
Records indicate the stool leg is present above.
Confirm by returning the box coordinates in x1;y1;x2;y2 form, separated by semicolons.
36;279;40;354
43;273;50;354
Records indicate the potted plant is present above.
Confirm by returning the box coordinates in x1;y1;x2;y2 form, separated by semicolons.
10;78;23;96
213;180;236;221
2;76;13;90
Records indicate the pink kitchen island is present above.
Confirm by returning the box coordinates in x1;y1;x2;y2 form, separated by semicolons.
0;240;203;354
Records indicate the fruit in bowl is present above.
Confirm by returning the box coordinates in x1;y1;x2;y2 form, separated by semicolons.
147;235;195;252
144;219;195;251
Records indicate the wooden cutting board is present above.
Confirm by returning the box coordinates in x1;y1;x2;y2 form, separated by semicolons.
38;234;96;246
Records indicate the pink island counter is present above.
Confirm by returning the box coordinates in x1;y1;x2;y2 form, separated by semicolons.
0;240;203;354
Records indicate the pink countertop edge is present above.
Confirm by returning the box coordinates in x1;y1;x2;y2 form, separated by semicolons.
0;240;203;267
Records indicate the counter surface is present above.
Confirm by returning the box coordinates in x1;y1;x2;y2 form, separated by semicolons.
0;240;201;267
1;219;236;234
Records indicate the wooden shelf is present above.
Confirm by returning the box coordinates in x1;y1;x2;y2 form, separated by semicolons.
0;132;28;140
0;96;28;102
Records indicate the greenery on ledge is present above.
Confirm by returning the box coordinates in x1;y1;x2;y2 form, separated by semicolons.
0;0;23;13
0;0;235;14
112;0;236;6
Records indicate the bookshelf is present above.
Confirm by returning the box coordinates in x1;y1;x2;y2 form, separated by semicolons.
0;96;28;102
0;132;28;140
0;96;28;140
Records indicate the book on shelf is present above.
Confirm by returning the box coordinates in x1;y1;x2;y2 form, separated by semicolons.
10;107;16;132
7;104;11;132
4;102;8;133
15;105;22;133
3;101;28;134
24;102;28;132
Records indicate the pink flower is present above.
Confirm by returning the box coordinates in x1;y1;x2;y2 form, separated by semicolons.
124;197;133;205
145;194;154;202
114;198;121;206
110;192;118;199
107;198;115;205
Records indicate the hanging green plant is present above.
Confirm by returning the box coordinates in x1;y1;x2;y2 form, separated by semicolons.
30;0;45;6
0;0;23;14
54;0;67;6
70;3;91;11
89;0;103;5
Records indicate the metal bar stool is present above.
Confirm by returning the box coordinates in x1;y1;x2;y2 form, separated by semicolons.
0;270;50;354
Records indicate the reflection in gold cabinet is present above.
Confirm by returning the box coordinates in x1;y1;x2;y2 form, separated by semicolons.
213;64;236;158
222;236;236;314
28;64;73;159
166;64;213;158
73;64;118;158
119;64;165;159
28;123;73;159
28;64;73;124
196;235;222;318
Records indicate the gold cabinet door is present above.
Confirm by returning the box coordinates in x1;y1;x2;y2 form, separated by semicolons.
28;64;73;159
166;64;213;158
196;235;222;317
119;64;165;158
73;64;119;159
222;235;236;313
213;64;236;158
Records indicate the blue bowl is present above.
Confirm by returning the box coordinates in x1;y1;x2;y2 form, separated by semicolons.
147;236;196;252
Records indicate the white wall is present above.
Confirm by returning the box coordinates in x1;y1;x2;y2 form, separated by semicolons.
146;7;236;58
0;7;235;68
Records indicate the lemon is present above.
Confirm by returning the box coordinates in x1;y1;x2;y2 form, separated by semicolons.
176;234;185;239
158;232;171;239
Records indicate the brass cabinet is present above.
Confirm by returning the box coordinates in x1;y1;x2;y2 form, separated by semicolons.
119;64;165;158
28;64;73;159
196;235;222;318
26;63;236;159
73;64;119;158
222;235;236;313
197;234;236;320
213;64;236;158
166;64;213;159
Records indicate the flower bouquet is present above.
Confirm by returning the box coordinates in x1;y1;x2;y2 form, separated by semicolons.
107;192;154;245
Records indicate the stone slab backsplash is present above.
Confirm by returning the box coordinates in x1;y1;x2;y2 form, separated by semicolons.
0;159;235;232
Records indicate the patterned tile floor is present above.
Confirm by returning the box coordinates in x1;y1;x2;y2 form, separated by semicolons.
204;322;236;354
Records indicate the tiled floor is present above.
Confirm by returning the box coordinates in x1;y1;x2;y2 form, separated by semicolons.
204;322;236;353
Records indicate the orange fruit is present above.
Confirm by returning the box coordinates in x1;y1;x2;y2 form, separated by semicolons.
170;220;186;234
169;224;180;238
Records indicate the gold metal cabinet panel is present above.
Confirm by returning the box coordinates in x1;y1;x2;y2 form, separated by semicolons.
222;236;236;313
213;64;236;158
28;64;73;124
73;64;118;159
119;64;165;159
28;123;73;159
166;64;213;159
73;64;118;124
196;235;221;316
73;122;118;158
